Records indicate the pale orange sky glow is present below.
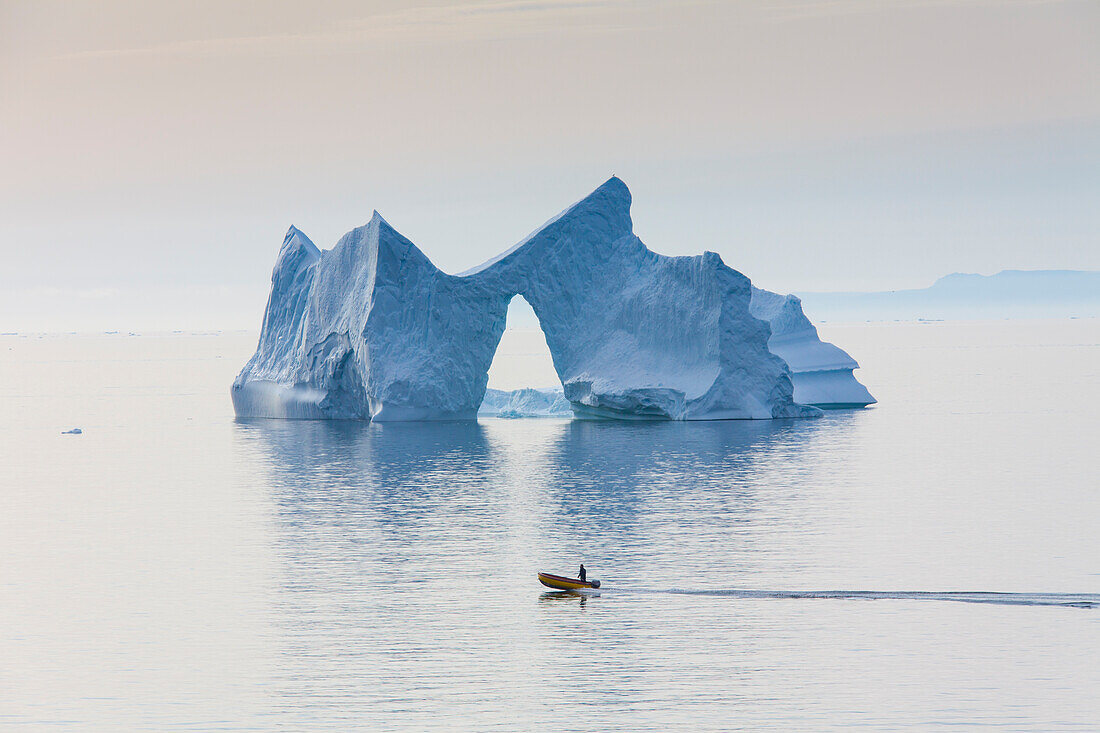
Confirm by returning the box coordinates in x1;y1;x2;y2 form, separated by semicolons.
1;0;1098;330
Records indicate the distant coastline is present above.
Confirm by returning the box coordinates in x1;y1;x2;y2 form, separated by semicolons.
796;270;1100;322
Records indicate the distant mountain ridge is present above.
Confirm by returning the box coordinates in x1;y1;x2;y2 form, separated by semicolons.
796;270;1100;322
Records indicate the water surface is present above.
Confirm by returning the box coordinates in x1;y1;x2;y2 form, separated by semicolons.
1;320;1097;730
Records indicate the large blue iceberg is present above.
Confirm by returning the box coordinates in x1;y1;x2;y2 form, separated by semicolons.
232;178;873;421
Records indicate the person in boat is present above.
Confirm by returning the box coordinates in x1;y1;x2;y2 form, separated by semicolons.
578;564;587;582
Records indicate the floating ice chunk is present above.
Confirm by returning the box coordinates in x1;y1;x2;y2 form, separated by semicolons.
478;388;571;418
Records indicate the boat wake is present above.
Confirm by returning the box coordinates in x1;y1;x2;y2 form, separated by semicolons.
626;589;1099;608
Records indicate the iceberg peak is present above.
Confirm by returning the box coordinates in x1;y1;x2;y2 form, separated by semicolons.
282;225;317;251
460;176;634;277
272;226;319;282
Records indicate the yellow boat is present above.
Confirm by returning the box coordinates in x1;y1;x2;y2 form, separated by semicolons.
538;572;601;590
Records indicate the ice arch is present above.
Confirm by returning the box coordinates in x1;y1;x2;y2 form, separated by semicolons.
232;178;857;421
477;295;570;418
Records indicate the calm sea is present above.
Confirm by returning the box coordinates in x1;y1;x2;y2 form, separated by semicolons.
1;320;1097;731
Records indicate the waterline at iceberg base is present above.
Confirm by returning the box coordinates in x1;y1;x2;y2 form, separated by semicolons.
232;178;873;422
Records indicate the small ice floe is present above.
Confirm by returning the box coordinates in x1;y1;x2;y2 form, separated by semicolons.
61;428;83;435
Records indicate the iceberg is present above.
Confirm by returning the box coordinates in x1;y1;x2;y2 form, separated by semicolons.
749;288;875;408
232;177;832;421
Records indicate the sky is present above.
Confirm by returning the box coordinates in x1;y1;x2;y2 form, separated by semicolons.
1;0;1098;331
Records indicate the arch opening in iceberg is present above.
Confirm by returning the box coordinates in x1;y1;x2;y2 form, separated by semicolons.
478;295;570;419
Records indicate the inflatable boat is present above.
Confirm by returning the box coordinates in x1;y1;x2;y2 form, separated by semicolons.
537;572;601;590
